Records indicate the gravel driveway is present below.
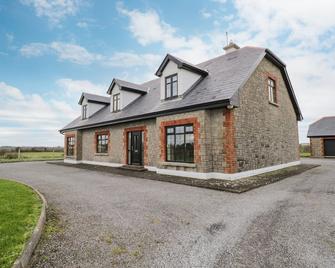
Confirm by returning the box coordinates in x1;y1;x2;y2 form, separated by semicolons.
0;158;334;267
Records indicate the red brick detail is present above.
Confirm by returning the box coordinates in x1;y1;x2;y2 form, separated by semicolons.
94;129;110;154
64;132;76;159
224;109;237;173
123;126;148;165
159;117;201;163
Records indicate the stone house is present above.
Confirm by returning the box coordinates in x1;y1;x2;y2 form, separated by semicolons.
60;43;302;180
308;117;335;157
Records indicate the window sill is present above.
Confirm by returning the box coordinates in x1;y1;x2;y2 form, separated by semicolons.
95;153;109;156
162;96;181;102
269;101;279;107
161;161;196;168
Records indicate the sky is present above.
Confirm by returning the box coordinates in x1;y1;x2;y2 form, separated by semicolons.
0;0;334;146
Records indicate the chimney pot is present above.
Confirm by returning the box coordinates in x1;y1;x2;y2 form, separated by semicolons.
223;41;240;54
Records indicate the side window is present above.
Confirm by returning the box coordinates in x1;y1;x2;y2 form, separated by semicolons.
66;136;75;156
268;78;277;104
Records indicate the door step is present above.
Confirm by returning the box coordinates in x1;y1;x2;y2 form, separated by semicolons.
120;165;148;172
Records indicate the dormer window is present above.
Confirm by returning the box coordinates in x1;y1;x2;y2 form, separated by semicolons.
165;74;178;99
112;93;120;112
82;104;87;119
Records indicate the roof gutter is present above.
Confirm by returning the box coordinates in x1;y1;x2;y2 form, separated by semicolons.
265;49;303;121
60;98;231;134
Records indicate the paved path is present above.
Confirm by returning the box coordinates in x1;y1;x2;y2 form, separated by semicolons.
0;159;334;267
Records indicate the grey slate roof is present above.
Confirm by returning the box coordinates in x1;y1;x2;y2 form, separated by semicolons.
107;78;147;95
61;46;302;132
307;117;335;137
78;92;110;105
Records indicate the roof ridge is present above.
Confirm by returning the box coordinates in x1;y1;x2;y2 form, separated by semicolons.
115;78;142;85
83;92;109;97
196;46;265;67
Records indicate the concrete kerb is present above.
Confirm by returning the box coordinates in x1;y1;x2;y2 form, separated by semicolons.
10;179;47;268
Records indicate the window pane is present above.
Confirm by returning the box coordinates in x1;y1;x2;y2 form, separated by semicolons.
175;126;184;134
166;135;175;161
174;134;184;162
166;77;171;83
167;127;174;134
185;133;194;162
185;125;193;132
172;75;177;82
166;84;171;98
172;81;177;96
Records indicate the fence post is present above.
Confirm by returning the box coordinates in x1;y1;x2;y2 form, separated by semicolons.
18;148;21;160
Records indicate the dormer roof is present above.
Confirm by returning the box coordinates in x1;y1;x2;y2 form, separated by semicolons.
78;92;110;105
155;54;208;77
107;78;147;95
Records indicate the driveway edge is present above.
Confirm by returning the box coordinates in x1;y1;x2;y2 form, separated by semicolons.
48;162;319;193
10;180;47;268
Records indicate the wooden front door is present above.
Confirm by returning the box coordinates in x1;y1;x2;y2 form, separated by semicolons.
130;131;142;165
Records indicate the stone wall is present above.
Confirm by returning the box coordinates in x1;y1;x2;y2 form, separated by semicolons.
234;58;300;172
310;138;323;157
80;119;157;165
156;108;226;173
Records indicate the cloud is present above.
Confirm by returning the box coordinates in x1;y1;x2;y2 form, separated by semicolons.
20;42;102;64
0;81;79;146
77;21;88;28
20;41;162;68
106;52;161;68
0;82;25;100
200;9;212;19
20;0;83;25
231;0;335;50
20;42;49;57
57;78;107;96
116;3;213;62
50;42;102;64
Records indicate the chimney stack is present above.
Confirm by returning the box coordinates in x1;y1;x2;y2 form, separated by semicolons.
223;41;240;54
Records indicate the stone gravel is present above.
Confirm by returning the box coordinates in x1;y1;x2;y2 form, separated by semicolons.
0;158;334;267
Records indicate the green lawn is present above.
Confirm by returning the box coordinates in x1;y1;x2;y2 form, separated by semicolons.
0;179;42;268
300;152;311;157
0;151;64;163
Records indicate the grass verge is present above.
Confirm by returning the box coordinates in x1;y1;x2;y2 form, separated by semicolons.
0;152;63;163
28;205;64;267
0;179;42;268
